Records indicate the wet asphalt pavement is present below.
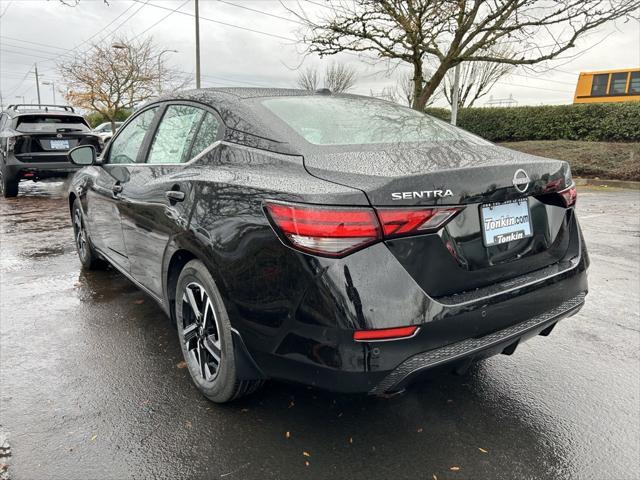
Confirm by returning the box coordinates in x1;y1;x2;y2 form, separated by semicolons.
0;181;639;480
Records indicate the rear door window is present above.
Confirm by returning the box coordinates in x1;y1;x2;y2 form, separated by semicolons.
108;107;158;164
146;105;218;164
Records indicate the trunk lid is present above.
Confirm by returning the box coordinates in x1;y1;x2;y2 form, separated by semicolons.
303;143;570;206
304;143;575;298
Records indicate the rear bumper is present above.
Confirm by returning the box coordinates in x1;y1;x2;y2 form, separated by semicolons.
4;153;80;178
369;292;585;395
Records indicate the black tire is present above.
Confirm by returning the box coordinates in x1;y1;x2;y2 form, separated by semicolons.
176;259;263;403
0;166;19;198
72;198;105;270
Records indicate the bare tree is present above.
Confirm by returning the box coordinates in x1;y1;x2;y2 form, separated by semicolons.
296;63;357;93
290;0;640;110
58;36;187;130
442;60;514;108
324;62;357;93
297;66;320;91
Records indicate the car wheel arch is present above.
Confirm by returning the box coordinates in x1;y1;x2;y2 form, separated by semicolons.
68;192;77;216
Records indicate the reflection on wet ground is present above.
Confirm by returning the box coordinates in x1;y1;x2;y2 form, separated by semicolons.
0;180;639;480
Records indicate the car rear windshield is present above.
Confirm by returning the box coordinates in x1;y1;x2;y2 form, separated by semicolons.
261;96;489;146
15;115;89;133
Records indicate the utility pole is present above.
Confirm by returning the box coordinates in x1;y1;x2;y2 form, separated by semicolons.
450;63;461;126
34;63;41;106
195;0;201;88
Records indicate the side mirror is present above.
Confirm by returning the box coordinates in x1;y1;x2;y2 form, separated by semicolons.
68;145;96;166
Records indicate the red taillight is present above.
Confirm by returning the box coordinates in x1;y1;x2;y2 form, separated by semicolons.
559;184;577;207
377;207;461;237
264;201;381;257
264;201;462;257
353;325;418;341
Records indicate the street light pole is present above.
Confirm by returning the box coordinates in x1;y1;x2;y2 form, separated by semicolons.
195;0;201;88
34;63;41;106
42;81;56;104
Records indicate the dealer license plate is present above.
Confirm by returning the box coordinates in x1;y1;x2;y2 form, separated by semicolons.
481;198;533;246
50;139;70;150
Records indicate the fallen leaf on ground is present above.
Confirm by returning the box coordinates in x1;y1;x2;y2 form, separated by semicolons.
288;400;295;408
185;420;192;429
303;451;311;457
478;447;488;453
133;299;145;304
304;461;310;467
450;466;460;471
0;464;7;472
432;475;438;480
348;437;353;444
176;361;187;369
90;434;97;442
285;431;291;439
241;408;249;413
417;428;423;433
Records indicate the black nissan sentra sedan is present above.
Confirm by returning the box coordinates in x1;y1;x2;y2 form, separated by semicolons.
66;88;588;402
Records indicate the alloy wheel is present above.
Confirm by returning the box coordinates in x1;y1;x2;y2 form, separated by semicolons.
73;209;88;260
181;282;222;382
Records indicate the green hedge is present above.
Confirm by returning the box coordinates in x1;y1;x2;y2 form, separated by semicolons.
424;103;640;142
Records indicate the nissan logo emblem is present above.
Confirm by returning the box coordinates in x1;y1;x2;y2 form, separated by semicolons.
512;169;530;193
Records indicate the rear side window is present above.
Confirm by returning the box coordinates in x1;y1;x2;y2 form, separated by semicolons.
261;96;489;146
108;107;158;164
189;112;220;158
629;72;640;94
608;72;629;95
590;74;609;96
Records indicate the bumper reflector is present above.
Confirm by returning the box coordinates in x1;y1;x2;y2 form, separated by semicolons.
353;326;418;342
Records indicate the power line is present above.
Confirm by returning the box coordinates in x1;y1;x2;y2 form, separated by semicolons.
0;42;75;60
130;0;190;41
135;0;297;42
38;1;147;65
495;80;570;94
215;0;303;25
0;36;75;54
0;47;62;62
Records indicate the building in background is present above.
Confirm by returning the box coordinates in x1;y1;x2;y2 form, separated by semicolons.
573;68;640;103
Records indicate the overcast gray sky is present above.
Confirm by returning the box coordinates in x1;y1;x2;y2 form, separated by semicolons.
1;0;639;109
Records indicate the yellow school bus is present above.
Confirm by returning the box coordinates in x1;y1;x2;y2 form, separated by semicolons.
573;68;640;103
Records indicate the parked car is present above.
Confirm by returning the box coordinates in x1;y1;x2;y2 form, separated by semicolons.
92;121;123;145
66;88;589;403
0;104;102;197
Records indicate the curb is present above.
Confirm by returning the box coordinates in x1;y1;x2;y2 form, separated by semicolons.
574;178;640;191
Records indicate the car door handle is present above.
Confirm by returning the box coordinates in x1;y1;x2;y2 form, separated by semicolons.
165;190;185;202
112;184;123;195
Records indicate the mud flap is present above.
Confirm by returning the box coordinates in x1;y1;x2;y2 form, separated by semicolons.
231;329;267;380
